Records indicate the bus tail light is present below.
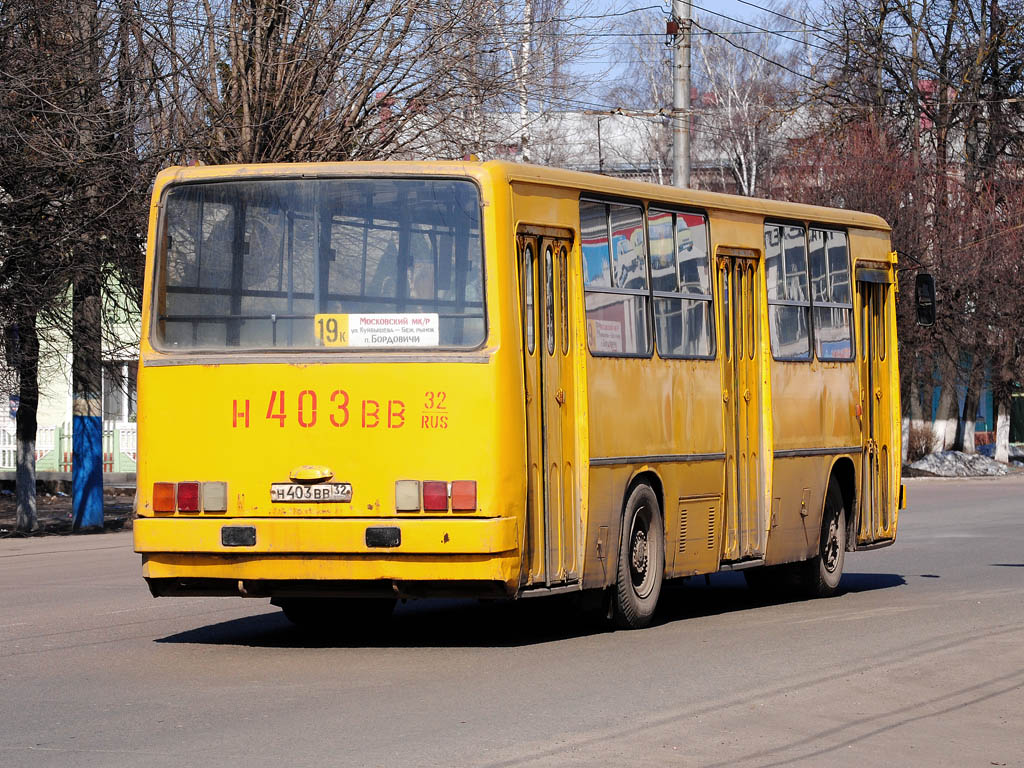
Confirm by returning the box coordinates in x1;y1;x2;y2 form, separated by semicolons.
177;482;201;512
422;481;448;511
395;480;421;512
450;481;477;511
203;482;228;512
153;482;176;513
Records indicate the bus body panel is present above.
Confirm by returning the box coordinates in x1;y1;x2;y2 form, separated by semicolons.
135;360;522;520
766;361;861;565
850;229;901;545
136;162;530;596
133;160;902;606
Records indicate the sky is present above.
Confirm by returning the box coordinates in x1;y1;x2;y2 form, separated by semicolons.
569;0;823;112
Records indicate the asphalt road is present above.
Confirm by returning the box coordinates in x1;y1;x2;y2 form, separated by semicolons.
1;476;1022;768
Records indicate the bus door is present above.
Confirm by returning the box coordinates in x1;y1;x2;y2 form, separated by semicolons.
856;273;895;543
717;250;766;562
517;230;579;587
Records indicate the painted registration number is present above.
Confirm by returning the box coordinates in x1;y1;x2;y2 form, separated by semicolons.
270;483;352;503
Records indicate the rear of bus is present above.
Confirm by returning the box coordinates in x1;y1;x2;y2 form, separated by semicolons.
133;163;526;606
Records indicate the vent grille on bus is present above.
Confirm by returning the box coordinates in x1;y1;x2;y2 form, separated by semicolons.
678;507;688;554
707;506;716;549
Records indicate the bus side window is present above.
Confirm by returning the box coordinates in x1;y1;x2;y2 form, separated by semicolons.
721;265;731;361
650;209;714;359
878;285;887;361
764;223;811;360
545;245;555;355
809;229;854;361
522;244;535;355
580;199;651;357
560;247;569;354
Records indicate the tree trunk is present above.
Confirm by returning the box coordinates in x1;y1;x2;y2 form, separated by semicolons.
14;316;40;533
931;380;957;453
994;396;1010;464
72;274;105;531
904;377;925;462
953;362;981;454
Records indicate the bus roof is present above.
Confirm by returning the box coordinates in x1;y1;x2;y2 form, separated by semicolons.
154;160;891;233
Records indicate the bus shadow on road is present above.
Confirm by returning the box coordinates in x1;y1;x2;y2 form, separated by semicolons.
156;596;616;649
654;571;907;625
155;571;906;649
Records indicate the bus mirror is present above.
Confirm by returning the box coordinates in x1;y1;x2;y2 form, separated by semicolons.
915;273;935;327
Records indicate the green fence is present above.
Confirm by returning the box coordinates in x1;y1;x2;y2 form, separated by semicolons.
0;421;136;474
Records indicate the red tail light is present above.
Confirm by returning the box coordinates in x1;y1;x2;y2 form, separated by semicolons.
450;481;477;511
153;482;176;513
422;481;448;511
177;482;201;512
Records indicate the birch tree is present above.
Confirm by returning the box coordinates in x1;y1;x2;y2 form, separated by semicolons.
692;15;803;197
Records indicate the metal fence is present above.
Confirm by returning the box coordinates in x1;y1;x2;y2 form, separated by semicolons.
0;420;136;473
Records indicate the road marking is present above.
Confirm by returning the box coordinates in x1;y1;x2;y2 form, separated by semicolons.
98;607;153;616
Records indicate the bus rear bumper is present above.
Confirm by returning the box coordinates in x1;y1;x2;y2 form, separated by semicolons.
135;516;521;597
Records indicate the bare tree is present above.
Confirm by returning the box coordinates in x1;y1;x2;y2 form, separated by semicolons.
691;10;806;197
137;0;591;165
602;10;672;182
810;0;1024;459
0;0;153;530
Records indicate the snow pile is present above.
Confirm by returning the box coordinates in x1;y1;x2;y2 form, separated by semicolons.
909;451;1011;477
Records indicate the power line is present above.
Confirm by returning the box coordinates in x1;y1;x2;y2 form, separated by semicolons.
691;18;840;96
687;0;832;55
734;0;825;32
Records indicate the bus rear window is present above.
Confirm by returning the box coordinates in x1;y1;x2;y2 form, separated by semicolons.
155;178;485;350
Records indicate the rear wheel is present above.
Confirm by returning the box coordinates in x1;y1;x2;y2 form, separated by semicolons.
613;484;664;629
274;597;396;632
800;476;846;598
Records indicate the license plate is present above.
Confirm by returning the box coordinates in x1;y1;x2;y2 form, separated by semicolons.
270;483;352;503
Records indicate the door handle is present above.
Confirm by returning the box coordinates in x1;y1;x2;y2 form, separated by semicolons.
555;388;565;406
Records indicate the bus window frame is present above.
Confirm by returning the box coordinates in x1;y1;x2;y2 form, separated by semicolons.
578;195;653;360
520;241;536;355
647;205;716;362
764;220;857;365
149;174;491;356
764;220;813;363
807;223;856;364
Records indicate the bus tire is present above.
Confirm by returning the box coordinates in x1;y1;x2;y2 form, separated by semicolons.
801;476;846;598
276;597;396;631
613;484;664;629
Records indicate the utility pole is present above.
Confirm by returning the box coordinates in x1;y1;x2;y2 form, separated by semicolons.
671;0;691;188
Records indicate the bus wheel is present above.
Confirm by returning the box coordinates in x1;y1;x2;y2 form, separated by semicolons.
275;597;396;631
613;484;664;629
801;477;846;598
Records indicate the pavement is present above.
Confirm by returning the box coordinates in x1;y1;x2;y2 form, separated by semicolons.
0;475;1022;767
0;489;133;535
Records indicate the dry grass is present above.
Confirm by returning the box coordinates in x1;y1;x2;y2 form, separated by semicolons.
906;422;933;462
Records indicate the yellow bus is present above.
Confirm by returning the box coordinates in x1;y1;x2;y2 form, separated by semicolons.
133;161;911;629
